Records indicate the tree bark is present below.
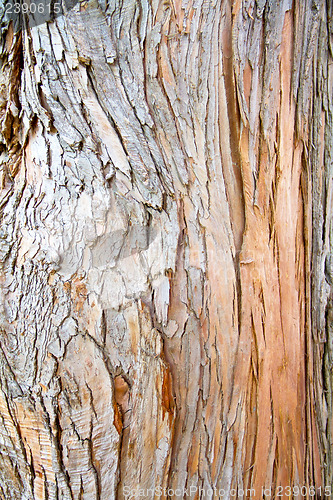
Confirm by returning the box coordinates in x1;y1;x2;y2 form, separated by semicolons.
0;0;332;498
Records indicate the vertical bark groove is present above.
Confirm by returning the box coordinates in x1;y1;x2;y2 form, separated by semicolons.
0;0;332;498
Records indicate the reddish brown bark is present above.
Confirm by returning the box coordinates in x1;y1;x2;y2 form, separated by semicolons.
0;0;332;498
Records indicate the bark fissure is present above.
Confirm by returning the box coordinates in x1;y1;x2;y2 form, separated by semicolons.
0;0;332;498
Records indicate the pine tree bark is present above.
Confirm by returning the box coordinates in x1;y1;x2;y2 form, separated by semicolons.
0;0;332;498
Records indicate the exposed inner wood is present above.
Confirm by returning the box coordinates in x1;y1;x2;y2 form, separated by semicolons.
0;0;332;498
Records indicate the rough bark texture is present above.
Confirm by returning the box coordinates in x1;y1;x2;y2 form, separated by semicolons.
0;0;332;498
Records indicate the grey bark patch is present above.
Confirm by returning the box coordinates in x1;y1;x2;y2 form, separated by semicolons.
47;338;64;357
91;224;158;268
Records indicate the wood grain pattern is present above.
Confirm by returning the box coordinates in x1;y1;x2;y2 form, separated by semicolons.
0;0;332;498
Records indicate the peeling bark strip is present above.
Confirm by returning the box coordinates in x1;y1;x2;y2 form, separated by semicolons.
0;0;332;498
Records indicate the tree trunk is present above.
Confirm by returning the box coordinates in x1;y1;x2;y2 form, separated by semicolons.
0;0;332;498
